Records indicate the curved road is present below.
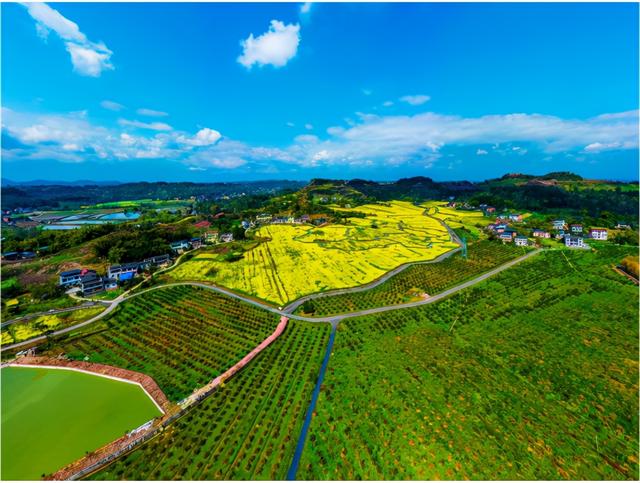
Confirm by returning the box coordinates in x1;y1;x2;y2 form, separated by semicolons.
2;248;542;351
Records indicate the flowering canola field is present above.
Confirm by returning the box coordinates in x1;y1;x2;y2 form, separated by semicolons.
169;201;458;305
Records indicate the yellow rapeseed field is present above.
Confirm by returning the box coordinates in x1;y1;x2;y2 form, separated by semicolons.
422;201;489;238
169;201;458;305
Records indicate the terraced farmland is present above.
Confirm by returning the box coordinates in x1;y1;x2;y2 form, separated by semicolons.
89;321;330;480
47;286;280;401
298;246;639;480
166;201;458;306
295;241;528;316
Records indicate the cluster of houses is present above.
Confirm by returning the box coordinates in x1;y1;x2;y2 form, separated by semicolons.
59;254;171;295
486;215;612;249
252;213;327;227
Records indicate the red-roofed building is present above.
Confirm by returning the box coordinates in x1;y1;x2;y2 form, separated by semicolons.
194;220;211;229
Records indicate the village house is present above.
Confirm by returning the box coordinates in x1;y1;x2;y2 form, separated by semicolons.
589;228;608;240
204;231;219;244
143;254;171;267
514;235;529;247
241;220;251;230
80;271;105;296
190;237;203;249
570;224;583;233
220;233;234;243
170;240;192;253
256;214;272;223
59;269;84;286
484;206;496;214
499;232;515;242
555;230;566;240
107;262;140;281
552;219;566;230
193;220;211;229
494;224;508;234
532;229;551;238
509;213;523;222
564;235;586;248
616;222;631;229
103;278;119;291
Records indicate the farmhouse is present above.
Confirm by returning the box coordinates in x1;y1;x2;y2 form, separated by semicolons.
499;232;514;242
532;229;551;238
220;233;234;243
170;240;192;253
570;224;583;233
204;231;219;244
108;262;140;281
494;224;508;233
190;237;203;249
514;236;529;247
79;271;104;296
103;278;119;290
564;235;586;248
552;219;566;230
256;214;272;223
59;269;83;286
143;254;171;267
616;222;631;229
509;213;523;222
589;228;608;240
193;220;211;229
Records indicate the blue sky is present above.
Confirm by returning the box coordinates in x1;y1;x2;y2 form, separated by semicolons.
2;2;638;182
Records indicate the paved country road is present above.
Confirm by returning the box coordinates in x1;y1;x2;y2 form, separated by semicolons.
2;248;542;351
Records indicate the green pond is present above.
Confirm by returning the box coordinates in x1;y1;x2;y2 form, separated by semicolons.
1;367;162;480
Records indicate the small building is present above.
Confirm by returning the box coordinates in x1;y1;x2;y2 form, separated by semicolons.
143;254;171;267
532;229;551;238
213;212;225;219
107;262;140;281
170;240;191;253
20;251;36;260
256;214;272;223
565;236;585;248
509;213;523;223
499;232;514;242
570;224;583;233
241;220;251;230
589;228;608;240
616;222;631;230
552;219;566;230
190;237;203;249
514;236;529;247
80;272;105;296
503;229;517;239
220;233;234;243
2;252;20;261
103;278;119;291
494;224;508;234
555;230;566;240
194;220;211;229
204;231;219;244
59;269;83;286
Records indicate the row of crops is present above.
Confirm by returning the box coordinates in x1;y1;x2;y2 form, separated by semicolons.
298;245;639;480
295;240;529;316
89;321;331;480
49;286;281;402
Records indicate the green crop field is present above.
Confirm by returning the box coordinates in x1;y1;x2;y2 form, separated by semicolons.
297;246;639;480
1;367;161;480
296;241;528;316
46;286;280;401
89;321;330;480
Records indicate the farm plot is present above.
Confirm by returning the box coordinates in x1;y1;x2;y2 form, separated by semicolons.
1;306;105;346
422;201;491;239
168;201;458;306
296;241;528;316
89;321;331;480
298;246;639;480
46;286;280;401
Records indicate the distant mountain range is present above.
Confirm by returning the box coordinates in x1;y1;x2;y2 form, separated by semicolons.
1;178;123;187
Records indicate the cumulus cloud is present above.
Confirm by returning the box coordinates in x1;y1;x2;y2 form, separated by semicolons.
178;128;222;146
300;2;312;15
118;119;173;131
476;149;488;155
305;123;313;130
383;101;394;107
22;3;113;77
136;108;168;117
399;94;431;106
101;100;125;111
237;20;300;68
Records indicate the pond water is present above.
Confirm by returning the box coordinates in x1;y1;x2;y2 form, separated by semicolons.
1;366;161;480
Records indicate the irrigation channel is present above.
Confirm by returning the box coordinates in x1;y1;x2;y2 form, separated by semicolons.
2;212;543;479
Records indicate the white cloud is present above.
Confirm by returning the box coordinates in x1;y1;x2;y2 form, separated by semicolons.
286;122;295;128
237;20;300;68
399;94;431;106
136;108;168;117
383;101;394;107
118;119;173;131
583;142;622;153
300;2;312;15
101;100;125;111
305;123;313;130
294;134;318;144
22;3;113;77
178;128;222;146
476;149;488;155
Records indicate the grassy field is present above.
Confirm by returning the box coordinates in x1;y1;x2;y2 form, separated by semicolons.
167;201;458;306
1;306;105;346
297;245;639;480
1;367;161;480
89;321;330;480
44;286;280;402
295;241;528;316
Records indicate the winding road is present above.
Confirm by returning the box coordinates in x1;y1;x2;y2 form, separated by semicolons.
2;248;542;351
